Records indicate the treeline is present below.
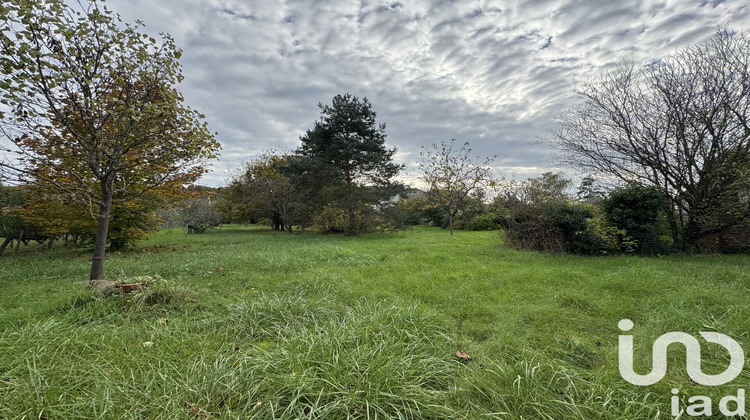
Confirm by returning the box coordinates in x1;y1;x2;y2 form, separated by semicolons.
0;183;221;256
1;0;749;265
379;172;676;256
0;182;164;255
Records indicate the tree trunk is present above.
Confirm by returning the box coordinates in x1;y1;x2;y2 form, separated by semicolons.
280;211;292;233
448;212;454;235
345;173;356;236
14;229;24;254
347;206;356;236
0;237;12;256
90;182;113;282
666;200;681;251
683;216;703;253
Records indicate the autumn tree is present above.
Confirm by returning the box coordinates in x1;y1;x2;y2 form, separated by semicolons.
292;94;402;235
550;30;750;252
223;153;298;232
0;0;219;281
8;183;91;246
0;183;33;255
6;180;174;252
0;183;66;255
419;139;495;235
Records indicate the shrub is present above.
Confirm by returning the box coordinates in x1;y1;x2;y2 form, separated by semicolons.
311;206;349;233
454;211;501;231
378;204;411;231
311;206;387;234
498;174;611;255
452;194;500;231
393;196;444;226
501;201;608;254
567;231;613;256
601;185;669;255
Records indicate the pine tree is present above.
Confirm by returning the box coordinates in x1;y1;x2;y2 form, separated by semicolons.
294;94;402;235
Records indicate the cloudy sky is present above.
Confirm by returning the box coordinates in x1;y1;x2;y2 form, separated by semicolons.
106;0;750;187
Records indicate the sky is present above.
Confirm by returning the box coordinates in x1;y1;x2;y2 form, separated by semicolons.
104;0;750;188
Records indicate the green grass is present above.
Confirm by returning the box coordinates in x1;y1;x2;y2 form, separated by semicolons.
2;225;750;418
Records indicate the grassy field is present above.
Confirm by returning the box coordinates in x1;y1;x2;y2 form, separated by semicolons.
1;225;750;419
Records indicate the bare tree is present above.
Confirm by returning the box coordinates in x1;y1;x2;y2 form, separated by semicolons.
419;139;495;235
550;30;750;251
173;198;221;237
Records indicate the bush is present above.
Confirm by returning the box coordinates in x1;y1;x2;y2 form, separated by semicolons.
311;206;348;233
378;204;411;231
452;194;500;231
567;231;613;256
501;201;608;254
393;196;444;226
601;185;669;255
393;196;426;226
311;206;388;234
454;211;501;231
498;175;611;255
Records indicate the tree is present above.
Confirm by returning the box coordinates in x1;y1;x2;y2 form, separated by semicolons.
518;172;571;204
0;0;220;281
0;183;68;255
293;94;402;235
576;175;605;204
223;153;298;232
172;197;221;236
0;183;32;255
418;139;495;235
550;30;750;252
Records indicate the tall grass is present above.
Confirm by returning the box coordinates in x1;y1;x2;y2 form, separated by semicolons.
1;225;750;418
1;286;458;418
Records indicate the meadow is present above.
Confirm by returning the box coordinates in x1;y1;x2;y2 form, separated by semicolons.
1;225;750;419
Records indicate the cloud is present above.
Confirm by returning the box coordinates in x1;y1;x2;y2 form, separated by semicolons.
102;0;750;187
